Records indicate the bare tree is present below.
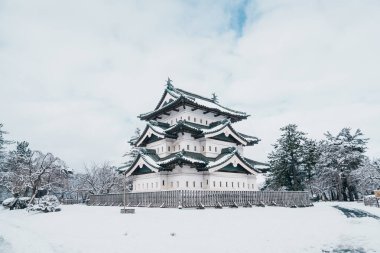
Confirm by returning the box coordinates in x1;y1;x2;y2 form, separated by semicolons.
80;162;123;195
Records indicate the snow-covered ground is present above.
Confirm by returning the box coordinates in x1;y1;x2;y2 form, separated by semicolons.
0;202;379;253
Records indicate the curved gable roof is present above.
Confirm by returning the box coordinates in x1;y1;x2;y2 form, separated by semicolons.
133;120;259;147
139;83;249;122
206;147;261;174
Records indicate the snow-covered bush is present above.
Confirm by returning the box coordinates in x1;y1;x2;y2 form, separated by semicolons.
2;197;30;209
27;195;61;212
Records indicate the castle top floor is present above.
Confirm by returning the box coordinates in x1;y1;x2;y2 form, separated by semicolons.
138;79;250;124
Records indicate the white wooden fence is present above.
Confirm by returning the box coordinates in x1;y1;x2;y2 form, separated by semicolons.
88;190;311;208
364;196;380;208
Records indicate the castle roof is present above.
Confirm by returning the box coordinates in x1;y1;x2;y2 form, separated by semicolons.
139;83;249;122
133;119;260;147
119;147;267;176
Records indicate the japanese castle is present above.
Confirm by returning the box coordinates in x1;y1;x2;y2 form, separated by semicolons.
121;79;267;192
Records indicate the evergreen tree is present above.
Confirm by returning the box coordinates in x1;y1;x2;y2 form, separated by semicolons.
0;123;12;169
119;128;141;171
264;124;308;191
8;141;32;169
1;142;33;196
302;139;320;195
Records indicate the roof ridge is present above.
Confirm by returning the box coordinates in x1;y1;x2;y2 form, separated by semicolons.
176;87;248;115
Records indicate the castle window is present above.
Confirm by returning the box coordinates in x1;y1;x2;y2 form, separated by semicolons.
209;146;211;151
193;181;195;187
219;181;222;187
226;182;228;187
200;119;203;124
206;180;209;185
243;182;245;188
179;145;181;150
238;182;240;188
180;116;182;120
146;183;148;189
162;180;165;186
215;147;217;152
206;120;208;125
200;182;203;188
194;117;196;123
194;146;196;151
187;145;190;150
151;183;153;188
232;182;234;188
177;181;179;188
161;147;163;152
188;116;190;121
203;146;205;151
186;181;189;187
168;146;170;152
213;181;215;187
252;184;254;189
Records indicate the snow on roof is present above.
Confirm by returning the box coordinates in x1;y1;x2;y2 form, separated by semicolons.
140;153;162;169
164;120;203;133
202;120;230;134
133;120;258;147
147;122;167;135
205;152;235;169
177;90;247;117
238;133;260;143
157;151;208;166
140;84;249;120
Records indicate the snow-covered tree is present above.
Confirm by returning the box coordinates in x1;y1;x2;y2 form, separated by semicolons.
0;143;70;202
303;139;320;195
26;151;70;203
351;158;380;196
264;124;309;191
119;128;141;170
0;123;12;170
63;173;89;201
0;141;33;196
81;162;123;194
313;128;368;201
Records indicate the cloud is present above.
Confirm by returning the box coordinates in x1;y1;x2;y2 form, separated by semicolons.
0;0;379;170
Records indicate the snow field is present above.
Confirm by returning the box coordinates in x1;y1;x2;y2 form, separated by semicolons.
0;202;379;253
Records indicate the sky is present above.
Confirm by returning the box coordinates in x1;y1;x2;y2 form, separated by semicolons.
0;0;379;171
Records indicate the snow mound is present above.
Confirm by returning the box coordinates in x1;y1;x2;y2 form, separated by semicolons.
2;197;31;209
27;195;61;213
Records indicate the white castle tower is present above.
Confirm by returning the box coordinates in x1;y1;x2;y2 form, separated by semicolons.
121;79;267;192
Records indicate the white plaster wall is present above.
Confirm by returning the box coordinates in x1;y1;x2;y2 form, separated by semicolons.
146;133;239;158
131;166;258;192
158;106;224;126
208;172;258;191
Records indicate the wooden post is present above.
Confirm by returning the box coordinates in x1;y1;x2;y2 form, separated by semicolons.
121;174;135;214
